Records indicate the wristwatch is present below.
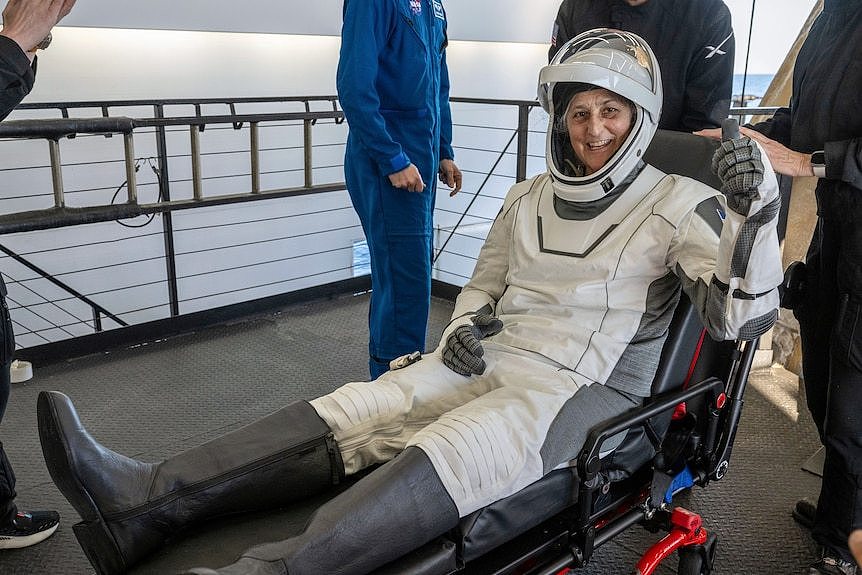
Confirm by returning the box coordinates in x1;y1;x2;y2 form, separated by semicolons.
811;150;826;178
35;32;51;51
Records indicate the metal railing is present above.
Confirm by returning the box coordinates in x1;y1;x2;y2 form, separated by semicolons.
0;96;533;353
0;96;776;357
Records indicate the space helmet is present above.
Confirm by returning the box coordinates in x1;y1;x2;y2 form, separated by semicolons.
537;28;662;202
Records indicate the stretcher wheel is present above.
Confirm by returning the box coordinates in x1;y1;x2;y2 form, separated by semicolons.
678;531;718;575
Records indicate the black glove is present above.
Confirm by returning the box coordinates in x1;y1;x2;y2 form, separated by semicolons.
779;260;807;311
712;136;764;215
442;314;503;376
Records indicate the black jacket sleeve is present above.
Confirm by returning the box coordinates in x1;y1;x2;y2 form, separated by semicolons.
749;106;793;147
678;9;734;131
825;137;862;189
0;35;35;121
548;1;573;62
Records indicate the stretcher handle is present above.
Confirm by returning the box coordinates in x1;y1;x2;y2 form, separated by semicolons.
721;117;740;142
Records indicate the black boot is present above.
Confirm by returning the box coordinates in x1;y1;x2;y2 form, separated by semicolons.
37;391;344;575
184;446;460;575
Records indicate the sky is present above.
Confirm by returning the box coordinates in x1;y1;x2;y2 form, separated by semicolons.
724;0;819;74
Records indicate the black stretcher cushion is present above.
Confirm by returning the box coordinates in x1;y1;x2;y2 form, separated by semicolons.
643;130;722;191
457;468;575;562
374;538;459;575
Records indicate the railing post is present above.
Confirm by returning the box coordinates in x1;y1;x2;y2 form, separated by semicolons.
92;308;102;332
123;133;138;204
190;124;203;201
303;118;313;188
250;122;260;194
154;104;180;317
515;104;531;183
48;139;65;208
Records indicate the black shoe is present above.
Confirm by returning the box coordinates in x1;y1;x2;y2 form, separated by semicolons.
794;497;817;529
808;552;859;575
0;510;60;549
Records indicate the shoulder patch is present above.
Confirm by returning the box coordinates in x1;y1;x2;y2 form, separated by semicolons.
432;0;444;20
694;195;725;238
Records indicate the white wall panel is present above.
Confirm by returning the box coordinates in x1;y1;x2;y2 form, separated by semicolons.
7;0;346;36
13;0;561;43
23;29;550;103
24;28;342;102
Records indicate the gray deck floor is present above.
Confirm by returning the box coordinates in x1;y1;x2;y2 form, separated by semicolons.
0;293;823;574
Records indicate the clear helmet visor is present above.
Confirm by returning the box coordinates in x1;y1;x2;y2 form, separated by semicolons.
547;83;639;180
537;29;662;202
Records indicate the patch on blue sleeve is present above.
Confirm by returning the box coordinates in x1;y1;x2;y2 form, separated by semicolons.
432;0;444;20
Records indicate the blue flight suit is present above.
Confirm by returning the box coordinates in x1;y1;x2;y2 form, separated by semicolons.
337;0;454;378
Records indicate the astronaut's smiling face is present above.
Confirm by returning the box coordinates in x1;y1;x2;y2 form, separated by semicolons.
565;88;635;175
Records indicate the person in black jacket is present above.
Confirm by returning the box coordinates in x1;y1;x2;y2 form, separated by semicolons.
548;0;734;133
0;0;76;550
699;2;862;573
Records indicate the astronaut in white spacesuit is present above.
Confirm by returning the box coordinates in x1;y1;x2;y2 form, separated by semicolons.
37;29;782;575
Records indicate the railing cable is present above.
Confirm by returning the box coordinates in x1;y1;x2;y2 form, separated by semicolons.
432;129;518;264
0;244;128;326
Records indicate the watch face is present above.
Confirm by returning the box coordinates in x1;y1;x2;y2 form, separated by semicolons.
812;151;825;165
36;32;52;51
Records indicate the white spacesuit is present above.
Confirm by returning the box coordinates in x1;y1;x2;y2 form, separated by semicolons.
311;29;782;519
37;30;784;575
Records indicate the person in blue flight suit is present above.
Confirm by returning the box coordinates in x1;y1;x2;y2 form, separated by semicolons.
337;0;462;379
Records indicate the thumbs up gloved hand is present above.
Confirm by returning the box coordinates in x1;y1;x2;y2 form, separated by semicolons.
712;136;765;216
442;314;503;376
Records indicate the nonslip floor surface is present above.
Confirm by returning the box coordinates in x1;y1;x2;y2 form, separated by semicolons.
0;293;824;574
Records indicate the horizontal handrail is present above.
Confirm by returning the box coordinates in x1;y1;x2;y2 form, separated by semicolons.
0;111;344;140
14;95;342;120
0;183;347;234
0;117;135;139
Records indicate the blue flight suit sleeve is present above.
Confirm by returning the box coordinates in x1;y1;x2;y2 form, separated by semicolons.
336;0;411;176
439;47;453;161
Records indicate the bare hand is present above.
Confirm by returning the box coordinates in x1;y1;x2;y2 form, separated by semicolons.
741;127;814;177
438;158;462;197
388;164;425;193
850;530;862;571
693;127;722;140
1;0;76;53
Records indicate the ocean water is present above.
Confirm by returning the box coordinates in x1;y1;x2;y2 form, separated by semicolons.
733;73;775;108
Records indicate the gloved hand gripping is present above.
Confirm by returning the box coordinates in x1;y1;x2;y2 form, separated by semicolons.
712;136;765;215
442;314;503;376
